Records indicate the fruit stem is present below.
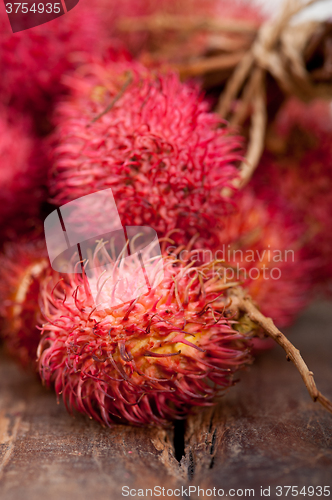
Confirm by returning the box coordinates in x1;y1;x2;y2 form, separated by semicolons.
89;73;133;125
229;288;332;415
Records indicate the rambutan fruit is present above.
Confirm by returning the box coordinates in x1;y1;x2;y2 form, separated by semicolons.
256;98;332;289
37;248;251;426
214;188;312;329
1;236;330;422
47;59;310;331
0;240;48;370
0;1;119;116
0;108;46;240
48;59;242;248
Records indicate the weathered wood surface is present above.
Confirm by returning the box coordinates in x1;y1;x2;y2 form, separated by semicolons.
0;302;332;500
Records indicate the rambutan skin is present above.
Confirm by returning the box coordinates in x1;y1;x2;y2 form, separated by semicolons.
37;256;251;426
0;1;115;114
48;60;242;247
215;188;313;329
255;98;332;289
47;59;311;331
0;108;46;236
0;240;49;370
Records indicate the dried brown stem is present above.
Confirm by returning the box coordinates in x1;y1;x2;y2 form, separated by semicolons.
175;52;246;79
230;69;259;128
217;51;254;118
237;69;267;189
118;15;259;35
229;288;332;415
208;33;254;53
217;0;332;189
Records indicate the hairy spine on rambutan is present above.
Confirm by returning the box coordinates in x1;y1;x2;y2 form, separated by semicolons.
0;108;46;238
37;249;251;426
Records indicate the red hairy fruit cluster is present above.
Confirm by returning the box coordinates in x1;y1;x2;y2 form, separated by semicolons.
38;256;251;426
49;60;242;247
0;108;46;237
256;98;332;288
215;188;312;329
0;1;114;114
0;241;48;370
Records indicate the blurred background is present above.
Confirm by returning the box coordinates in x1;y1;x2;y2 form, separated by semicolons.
254;0;332;20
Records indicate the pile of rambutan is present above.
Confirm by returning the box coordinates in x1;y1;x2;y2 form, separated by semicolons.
0;0;331;427
0;107;46;242
256;98;332;290
0;0;129;120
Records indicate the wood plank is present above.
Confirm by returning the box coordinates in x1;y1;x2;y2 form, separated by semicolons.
0;356;182;499
182;302;332;494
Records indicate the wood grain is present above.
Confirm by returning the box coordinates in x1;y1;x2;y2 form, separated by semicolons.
181;302;332;495
0;302;332;499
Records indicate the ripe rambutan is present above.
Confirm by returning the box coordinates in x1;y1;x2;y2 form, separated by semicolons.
0;1;121;115
48;59;242;247
214;188;312;329
256;98;332;289
47;59;311;331
37;248;251;426
0;108;46;239
0;240;48;370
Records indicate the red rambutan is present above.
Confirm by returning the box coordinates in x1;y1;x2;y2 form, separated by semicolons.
0;1;118;114
215;188;312;329
0;240;48;370
47;59;311;331
48;59;242;247
0;108;46;238
37;249;251;426
256;98;332;289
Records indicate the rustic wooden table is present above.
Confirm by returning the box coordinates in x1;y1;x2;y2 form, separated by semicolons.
0;302;331;500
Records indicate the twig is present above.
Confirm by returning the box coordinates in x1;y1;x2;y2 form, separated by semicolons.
176;51;246;79
229;288;332;414
89;74;133;125
217;0;332;189
230;67;261;128
236;69;267;189
118;15;259;35
217;51;254;118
